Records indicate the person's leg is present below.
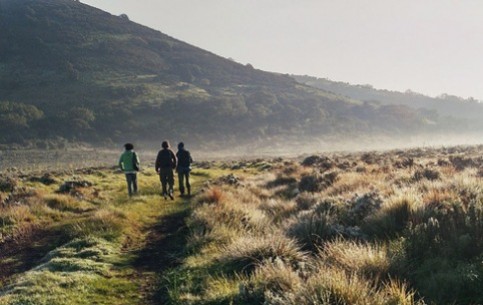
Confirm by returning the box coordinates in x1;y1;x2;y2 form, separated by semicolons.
160;171;167;196
167;170;174;199
185;172;191;196
132;173;138;194
126;174;133;196
178;171;185;195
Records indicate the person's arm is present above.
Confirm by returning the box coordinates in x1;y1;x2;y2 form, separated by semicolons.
171;150;177;169
119;154;124;170
155;152;161;173
188;151;193;164
135;152;140;166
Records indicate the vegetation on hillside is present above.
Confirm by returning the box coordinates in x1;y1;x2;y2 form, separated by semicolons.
293;75;483;129
0;0;474;149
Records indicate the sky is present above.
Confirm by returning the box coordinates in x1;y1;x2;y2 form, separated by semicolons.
81;0;483;100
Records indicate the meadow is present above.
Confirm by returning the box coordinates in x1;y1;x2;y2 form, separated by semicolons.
0;145;481;304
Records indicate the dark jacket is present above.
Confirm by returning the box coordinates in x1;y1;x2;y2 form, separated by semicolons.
155;148;177;171
176;149;193;168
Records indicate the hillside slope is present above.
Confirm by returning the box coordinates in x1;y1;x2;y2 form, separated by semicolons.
293;75;483;122
0;0;475;149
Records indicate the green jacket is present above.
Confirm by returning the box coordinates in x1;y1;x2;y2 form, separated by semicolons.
119;150;140;173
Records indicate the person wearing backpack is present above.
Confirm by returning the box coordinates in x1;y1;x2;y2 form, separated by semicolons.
119;143;140;197
176;142;193;197
155;140;177;200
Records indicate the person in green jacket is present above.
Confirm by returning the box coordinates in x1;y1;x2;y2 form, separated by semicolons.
119;143;140;196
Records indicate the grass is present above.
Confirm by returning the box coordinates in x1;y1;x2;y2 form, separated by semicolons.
0;163;218;304
1;145;482;305
161;145;482;305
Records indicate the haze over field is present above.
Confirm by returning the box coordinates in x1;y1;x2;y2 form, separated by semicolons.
82;0;483;101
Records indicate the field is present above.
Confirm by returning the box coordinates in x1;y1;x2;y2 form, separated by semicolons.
0;145;482;305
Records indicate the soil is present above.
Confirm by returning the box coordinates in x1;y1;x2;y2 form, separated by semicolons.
132;208;191;304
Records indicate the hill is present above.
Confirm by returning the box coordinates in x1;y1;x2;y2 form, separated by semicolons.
293;75;483;124
0;0;479;149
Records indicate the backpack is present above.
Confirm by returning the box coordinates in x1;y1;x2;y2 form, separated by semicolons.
177;150;192;168
157;149;175;168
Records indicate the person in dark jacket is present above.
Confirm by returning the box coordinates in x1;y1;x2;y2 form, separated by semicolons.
155;140;177;200
176;142;193;197
119;143;140;196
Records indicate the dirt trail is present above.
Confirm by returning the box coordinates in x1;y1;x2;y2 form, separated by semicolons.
132;207;191;304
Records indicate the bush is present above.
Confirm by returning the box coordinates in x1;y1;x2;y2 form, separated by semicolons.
298;171;338;193
295;193;320;211
346;192;383;225
319;239;391;279
412;168;441;181
411;258;483;304
362;194;419;239
0;176;18;192
221;234;307;274
286;210;336;250
239;260;302;304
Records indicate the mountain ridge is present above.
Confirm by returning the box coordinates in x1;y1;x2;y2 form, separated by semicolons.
0;0;480;149
293;75;483;121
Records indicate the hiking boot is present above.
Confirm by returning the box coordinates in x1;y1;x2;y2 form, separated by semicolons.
168;191;174;200
162;192;167;200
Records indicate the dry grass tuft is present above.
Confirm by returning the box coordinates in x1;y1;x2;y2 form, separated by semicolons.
197;186;226;204
221;234;307;274
319;239;391;279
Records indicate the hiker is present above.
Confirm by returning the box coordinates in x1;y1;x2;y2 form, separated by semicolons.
176;142;193;197
118;143;140;196
155;140;177;200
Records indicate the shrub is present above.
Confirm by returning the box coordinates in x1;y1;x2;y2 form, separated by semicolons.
411;258;483;304
295;267;383;305
266;175;297;189
286;210;335;250
259;199;298;222
299;171;338;193
0;176;18;192
412;168;441;181
239;259;302;304
57;177;93;197
28;173;57;185
289;267;423;305
295;192;320;211
362;193;420;239
197;186;225;204
191;198;270;236
221;234;307;274
301;155;334;171
346;192;383;225
319;239;391;279
449;156;478;170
